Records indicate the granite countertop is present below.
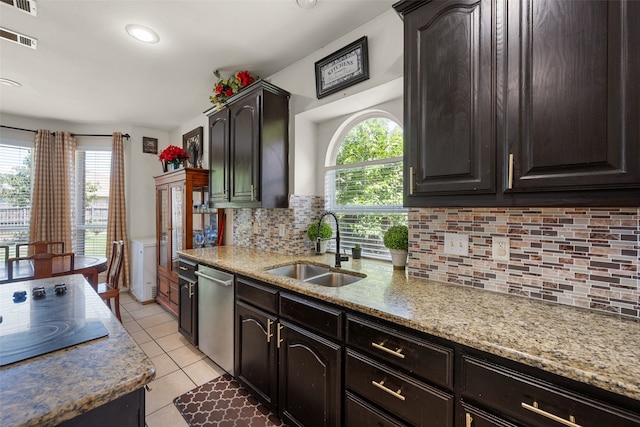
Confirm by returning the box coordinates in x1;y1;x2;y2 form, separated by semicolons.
0;274;156;427
180;246;640;402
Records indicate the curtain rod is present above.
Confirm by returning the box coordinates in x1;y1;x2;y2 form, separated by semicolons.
0;125;130;139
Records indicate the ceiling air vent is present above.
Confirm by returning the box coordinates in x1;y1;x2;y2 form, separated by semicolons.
0;0;37;16
0;27;37;49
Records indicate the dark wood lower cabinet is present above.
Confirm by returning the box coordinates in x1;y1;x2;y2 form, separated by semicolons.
278;320;342;427
58;388;145;427
459;403;518;427
345;391;409;427
235;300;278;409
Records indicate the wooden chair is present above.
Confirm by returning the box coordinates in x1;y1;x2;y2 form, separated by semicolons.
7;252;75;282
16;240;65;257
95;240;125;321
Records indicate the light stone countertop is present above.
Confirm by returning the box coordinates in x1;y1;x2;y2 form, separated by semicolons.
180;246;640;402
0;274;156;427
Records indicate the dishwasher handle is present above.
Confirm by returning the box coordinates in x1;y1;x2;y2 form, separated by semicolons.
195;270;233;287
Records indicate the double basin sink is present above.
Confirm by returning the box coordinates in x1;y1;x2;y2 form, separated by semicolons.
266;263;365;287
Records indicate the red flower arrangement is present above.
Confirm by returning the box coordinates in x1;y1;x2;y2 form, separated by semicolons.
159;145;189;166
209;69;258;108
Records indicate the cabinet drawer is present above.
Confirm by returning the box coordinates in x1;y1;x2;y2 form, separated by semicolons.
460;402;518;427
346;350;454;427
345;391;408;427
346;314;453;389
236;277;278;314
178;258;197;281
462;355;640;427
280;292;342;341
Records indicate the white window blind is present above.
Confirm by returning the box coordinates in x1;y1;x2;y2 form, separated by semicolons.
0;143;33;259
324;117;407;260
75;150;111;256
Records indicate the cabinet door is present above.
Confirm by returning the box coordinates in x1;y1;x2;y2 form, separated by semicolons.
209;108;229;202
235;301;278;410
229;92;261;203
278;321;341;427
178;278;196;345
506;0;640;192
404;0;495;201
169;182;184;273
156;185;169;270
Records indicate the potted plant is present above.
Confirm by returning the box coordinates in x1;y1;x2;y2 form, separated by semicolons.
159;145;189;171
352;244;362;259
383;225;409;269
209;69;258;109
307;221;332;254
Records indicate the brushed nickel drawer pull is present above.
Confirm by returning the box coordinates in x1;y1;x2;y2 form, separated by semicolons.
179;266;188;271
465;413;473;427
521;401;581;427
277;323;284;348
188;283;194;298
372;342;405;359
266;319;273;343
508;153;514;190
371;379;405;401
409;166;415;195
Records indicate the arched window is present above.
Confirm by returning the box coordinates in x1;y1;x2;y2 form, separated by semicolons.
324;113;406;259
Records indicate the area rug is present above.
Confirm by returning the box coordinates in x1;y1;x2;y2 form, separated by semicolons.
173;374;287;427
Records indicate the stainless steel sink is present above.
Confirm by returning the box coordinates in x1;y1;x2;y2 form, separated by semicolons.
266;263;364;287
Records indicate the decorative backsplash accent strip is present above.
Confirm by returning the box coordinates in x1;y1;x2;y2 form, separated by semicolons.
408;207;640;318
232;195;324;255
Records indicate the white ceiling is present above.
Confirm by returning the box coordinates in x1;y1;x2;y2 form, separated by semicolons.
0;0;396;131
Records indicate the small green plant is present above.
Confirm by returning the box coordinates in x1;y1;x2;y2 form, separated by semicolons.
383;225;408;251
307;221;332;241
354;243;361;250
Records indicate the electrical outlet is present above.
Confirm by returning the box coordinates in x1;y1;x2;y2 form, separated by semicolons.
492;236;510;261
444;233;469;256
253;222;259;234
278;224;286;237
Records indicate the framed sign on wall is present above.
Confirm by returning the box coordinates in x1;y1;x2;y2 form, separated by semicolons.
315;36;369;99
183;127;204;168
142;136;158;154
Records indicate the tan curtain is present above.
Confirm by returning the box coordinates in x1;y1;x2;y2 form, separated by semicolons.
29;130;75;250
106;132;130;288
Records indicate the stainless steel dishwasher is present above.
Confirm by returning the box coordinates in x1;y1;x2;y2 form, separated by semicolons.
195;264;234;375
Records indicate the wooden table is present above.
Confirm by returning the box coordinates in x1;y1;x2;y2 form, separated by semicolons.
0;255;108;286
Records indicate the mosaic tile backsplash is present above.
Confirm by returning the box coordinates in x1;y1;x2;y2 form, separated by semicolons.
233;201;639;319
233;195;323;256
408;207;640;318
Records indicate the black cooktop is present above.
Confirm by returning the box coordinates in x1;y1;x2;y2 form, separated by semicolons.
0;281;108;367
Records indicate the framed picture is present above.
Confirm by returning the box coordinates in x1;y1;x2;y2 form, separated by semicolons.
315;36;369;99
183;126;204;168
142;137;157;154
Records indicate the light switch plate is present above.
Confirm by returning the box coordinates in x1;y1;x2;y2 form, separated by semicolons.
444;233;469;256
278;224;286;237
492;236;510;261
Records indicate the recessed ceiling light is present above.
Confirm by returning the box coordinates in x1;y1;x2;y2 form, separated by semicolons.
125;24;159;44
0;78;22;87
296;0;317;9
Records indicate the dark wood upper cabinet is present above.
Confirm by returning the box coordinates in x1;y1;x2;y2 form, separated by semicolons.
404;0;495;198
206;80;290;208
395;0;640;207
506;0;640;193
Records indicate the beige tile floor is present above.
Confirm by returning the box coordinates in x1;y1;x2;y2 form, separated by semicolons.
117;292;225;427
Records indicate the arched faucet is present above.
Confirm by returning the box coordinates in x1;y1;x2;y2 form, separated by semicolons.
316;211;349;268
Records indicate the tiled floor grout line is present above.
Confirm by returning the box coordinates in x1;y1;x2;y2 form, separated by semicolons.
115;292;225;427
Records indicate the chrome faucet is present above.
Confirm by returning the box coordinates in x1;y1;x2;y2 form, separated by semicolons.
316;211;349;268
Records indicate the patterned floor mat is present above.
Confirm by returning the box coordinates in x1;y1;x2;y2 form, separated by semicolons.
173;374;286;427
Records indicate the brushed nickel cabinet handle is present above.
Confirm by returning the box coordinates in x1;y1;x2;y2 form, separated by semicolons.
250;185;255;201
409;166;415;195
521;402;581;427
266;319;273;343
277;323;284;348
508;153;514;190
179;266;188;271
371;379;405;401
371;342;405;359
188;283;194;298
465;413;473;427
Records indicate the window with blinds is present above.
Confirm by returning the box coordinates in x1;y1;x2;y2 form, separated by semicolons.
324;116;407;260
0;143;33;260
75;150;111;256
